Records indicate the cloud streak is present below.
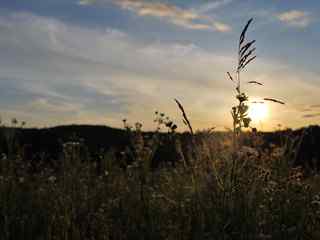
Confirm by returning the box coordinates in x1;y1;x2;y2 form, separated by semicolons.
78;0;231;32
0;12;235;128
302;113;320;118
196;0;233;14
78;0;96;6
310;104;320;108
277;10;311;28
0;12;319;130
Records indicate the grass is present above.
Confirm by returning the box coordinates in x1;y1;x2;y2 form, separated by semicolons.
0;127;320;240
0;19;320;240
227;18;285;137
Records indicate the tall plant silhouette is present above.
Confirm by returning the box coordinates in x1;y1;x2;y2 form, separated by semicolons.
228;19;285;138
227;18;256;136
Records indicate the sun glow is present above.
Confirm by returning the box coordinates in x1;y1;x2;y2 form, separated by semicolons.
248;102;268;122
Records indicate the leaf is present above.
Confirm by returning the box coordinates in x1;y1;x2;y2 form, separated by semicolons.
240;56;256;70
240;40;256;57
227;72;235;83
264;98;285;105
237;93;248;102
243;117;251;128
239;48;256;66
247;81;263;86
208;127;215;132
166;121;173;128
183;119;188;126
174;99;194;135
239;104;249;115
236;86;240;94
239;18;253;46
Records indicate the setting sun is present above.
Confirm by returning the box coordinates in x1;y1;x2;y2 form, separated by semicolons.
1;1;320;238
249;102;268;122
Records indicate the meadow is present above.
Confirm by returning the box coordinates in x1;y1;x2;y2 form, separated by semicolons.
0;119;320;240
0;19;320;240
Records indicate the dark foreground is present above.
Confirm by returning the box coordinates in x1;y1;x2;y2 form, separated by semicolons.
0;125;320;239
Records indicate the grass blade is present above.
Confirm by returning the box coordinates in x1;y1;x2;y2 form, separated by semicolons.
174;99;194;135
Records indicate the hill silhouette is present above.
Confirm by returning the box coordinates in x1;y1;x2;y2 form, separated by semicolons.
0;124;319;170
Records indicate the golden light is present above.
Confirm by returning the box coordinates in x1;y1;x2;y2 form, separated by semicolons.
248;102;268;122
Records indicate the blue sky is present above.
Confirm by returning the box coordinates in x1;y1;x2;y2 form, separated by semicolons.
0;0;320;130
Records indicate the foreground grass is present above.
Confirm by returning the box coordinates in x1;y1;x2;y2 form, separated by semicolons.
0;132;320;240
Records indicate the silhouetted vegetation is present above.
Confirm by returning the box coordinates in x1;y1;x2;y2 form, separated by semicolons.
0;122;320;239
1;19;320;240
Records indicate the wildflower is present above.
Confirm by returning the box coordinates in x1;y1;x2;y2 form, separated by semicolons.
48;176;57;183
11;118;18;125
236;93;249;103
135;122;143;131
243;117;251;128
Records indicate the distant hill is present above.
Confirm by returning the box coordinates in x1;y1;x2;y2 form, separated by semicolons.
0;124;319;170
24;124;129;151
0;125;130;160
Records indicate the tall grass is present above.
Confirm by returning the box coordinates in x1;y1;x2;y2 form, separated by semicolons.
0;19;319;240
0;126;319;239
227;19;285;138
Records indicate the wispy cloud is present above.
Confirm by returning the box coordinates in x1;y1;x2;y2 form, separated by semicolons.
310;104;320;108
78;0;231;32
0;12;234;128
299;104;320;119
277;10;311;28
302;113;320;118
1;12;319;129
78;0;96;6
196;0;233;14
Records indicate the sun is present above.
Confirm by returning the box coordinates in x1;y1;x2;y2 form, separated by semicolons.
248;102;268;122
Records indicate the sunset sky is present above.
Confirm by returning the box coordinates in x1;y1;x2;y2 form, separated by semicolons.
0;0;320;131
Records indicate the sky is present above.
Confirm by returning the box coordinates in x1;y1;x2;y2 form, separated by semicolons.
0;0;320;131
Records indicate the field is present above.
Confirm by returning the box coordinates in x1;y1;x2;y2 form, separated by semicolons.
1;4;320;239
0;124;320;240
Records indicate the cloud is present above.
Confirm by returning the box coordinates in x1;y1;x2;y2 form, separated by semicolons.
295;103;320;113
300;104;320;119
0;12;234;128
196;0;233;14
310;104;320;108
302;113;320;119
277;10;311;27
78;0;96;6
0;12;319;130
78;0;231;32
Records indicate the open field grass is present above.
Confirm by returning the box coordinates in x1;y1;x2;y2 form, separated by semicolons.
0;126;319;240
0;6;320;239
